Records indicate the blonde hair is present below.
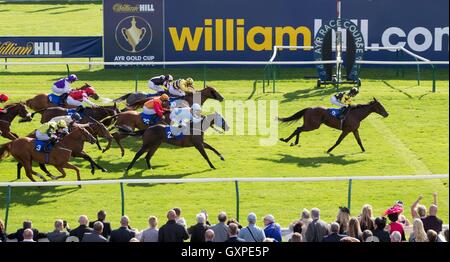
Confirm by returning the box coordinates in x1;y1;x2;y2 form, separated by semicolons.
360;204;375;230
348;217;362;239
412;219;428;242
148;216;158;228
337;210;350;233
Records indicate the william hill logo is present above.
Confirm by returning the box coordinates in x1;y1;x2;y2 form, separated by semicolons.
113;3;155;13
0;41;62;56
168;19;312;51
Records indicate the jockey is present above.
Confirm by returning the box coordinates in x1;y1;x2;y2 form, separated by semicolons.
142;94;170;121
49;113;82;127
51;74;78;96
330;87;359;119
36;120;68;151
148;75;173;94
169;79;187;97
169;103;202;136
66;86;98;109
0;93;8;114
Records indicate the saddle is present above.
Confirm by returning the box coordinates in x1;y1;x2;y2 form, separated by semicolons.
140;113;160;126
165;126;184;140
34;139;55;163
48;93;68;106
67;108;84;118
327;108;343;119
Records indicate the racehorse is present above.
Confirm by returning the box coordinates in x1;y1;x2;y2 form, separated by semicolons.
114;86;225;110
125;112;229;172
25;83;99;112
0;102;33;140
0;125;96;182
19;121;111;179
278;98;389;153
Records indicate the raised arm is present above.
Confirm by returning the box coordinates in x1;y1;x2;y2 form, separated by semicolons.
410;195;423;219
432;192;437;206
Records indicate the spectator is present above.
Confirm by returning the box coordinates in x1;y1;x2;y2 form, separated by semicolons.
263;238;275;242
444;228;449;242
390;231;402;242
340;236;360;242
385;206;406;241
409;218;428;242
263;214;282;242
373;217;391;242
292;221;304;235
305;208;329;242
227;218;242;229
421;195;443;234
411;195;427;219
322;222;346;242
289;232;302;242
22;229;35;243
210;212;229;242
394;201;410;226
362;230;373;242
82;221;107;242
7;220;44;242
201;210;211;226
110;216;136;242
140;216;159;242
158;210;189;242
225;223;245;242
173;207;187;228
239;213;265;242
348;217;363;241
47;219;69;242
427;230;438;242
89;210;111;239
69;215;93;241
0;219;6;243
205;229;215;242
188;213;208;242
336;206;350;234
359;204;375;232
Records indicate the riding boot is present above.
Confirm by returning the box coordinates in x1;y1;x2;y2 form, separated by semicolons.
76;105;85;114
60;93;69;104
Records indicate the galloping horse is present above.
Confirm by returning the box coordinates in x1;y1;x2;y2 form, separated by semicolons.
26;83;99;112
125;112;229;172
114;86;225;110
0;102;33;140
0;125;97;182
278;98;389;153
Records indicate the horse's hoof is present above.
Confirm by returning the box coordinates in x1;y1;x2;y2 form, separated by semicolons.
102;168;108;172
220;155;225;161
279;138;286;143
78;185;82;189
290;143;297;147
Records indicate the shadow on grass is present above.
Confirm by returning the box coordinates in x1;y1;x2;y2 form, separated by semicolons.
381;80;414;99
281;85;340;103
0;186;80;207
257;153;364;168
124;168;214;188
26;6;65;13
50;8;89;14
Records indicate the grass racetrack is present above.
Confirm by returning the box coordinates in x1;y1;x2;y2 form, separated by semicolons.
0;2;448;232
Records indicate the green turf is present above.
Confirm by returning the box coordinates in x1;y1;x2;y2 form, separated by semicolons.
0;3;448;232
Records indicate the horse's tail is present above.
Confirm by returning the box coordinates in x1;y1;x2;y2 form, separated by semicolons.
113;93;132;103
30;108;47;118
0;142;12;160
100;114;119;125
278;108;309;124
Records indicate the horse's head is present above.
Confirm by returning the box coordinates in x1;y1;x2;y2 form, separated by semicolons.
7;102;32;122
371;97;389;118
88;116;113;141
204;86;224;102
80;83;99;100
73;124;97;145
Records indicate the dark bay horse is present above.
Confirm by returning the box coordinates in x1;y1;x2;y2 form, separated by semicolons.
0;102;33;140
278;98;389;153
114;86;225;110
0;125;96;182
26;83;99;112
125;112;229;172
34;104;120;125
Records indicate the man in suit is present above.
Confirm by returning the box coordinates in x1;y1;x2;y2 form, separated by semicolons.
47;219;69;242
305;208;330;242
188;213;209;242
158;210;190;242
88;210;112;239
82;221;108;242
210;212;229;242
322;222;346;242
7;220;44;242
69;215;93;241
225;223;246;242
109;216;136;242
205;229;215;242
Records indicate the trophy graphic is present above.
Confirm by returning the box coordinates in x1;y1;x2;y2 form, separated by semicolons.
121;17;147;53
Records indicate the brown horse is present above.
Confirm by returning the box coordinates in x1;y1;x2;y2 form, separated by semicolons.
125;112;229;172
0;102;33;140
34;104;120;125
115;86;225;110
278;98;389;153
0;125;96;182
25;83;99;112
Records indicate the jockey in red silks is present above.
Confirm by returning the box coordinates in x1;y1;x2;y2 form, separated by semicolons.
0;93;9;113
66;86;98;109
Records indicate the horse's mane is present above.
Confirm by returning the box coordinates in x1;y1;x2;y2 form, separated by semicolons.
4;102;23;109
352;101;375;109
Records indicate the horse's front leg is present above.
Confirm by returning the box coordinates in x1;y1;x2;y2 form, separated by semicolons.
194;142;215;169
94;135;103;151
327;131;350;154
39;163;57;180
352;130;365;152
203;142;224;161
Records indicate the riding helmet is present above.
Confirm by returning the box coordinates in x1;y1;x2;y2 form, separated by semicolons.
68;74;78;83
0;94;8;102
70;113;82;122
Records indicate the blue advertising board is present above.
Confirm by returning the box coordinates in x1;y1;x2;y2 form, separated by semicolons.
0;37;102;58
104;0;449;63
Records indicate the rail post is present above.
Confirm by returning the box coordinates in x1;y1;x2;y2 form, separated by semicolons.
4;58;7;70
203;64;206;88
66;64;70;77
416;58;421;86
134;66;139;92
347;179;353;212
432;65;436;92
4;185;11;232
88;57;92;71
272;65;276;93
235;181;240;223
395;50;400;77
120;182;125;216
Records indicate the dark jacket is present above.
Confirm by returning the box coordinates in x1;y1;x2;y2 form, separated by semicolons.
322;233;347;242
89;220;112;238
0;231;6;242
225;236;246;242
109;226;135;242
421;216;443;234
82;232;108;242
7;228;44;242
158;220;189;242
188;223;208;242
373;229;391;242
69;225;93;241
47;230;69;242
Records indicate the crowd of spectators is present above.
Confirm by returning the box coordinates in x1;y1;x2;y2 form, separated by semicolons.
0;193;447;243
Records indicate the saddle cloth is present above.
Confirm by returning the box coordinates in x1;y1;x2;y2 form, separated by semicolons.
48;94;65;106
140;113;160;126
34;139;53;153
165;126;184;140
67;108;84;118
327;108;343;119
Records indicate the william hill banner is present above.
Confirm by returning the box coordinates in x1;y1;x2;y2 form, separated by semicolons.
104;0;449;64
0;37;102;58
